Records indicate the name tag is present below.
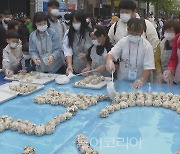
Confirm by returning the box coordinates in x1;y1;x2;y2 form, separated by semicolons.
128;69;137;81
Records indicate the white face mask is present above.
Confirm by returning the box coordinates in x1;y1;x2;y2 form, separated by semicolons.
37;24;48;32
73;22;81;31
86;18;90;23
92;40;101;46
164;32;175;41
23;54;31;60
129;35;141;43
120;13;131;23
65;20;70;23
9;42;18;49
4;18;11;22
51;9;59;16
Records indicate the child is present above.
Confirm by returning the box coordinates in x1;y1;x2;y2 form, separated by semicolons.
2;30;23;77
82;25;113;77
106;18;155;89
29;12;64;73
19;42;35;73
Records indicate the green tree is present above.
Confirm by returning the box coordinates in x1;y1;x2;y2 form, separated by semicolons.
140;0;178;17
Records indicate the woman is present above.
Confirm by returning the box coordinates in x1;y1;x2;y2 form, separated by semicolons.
164;33;180;84
155;20;180;83
29;12;64;73
82;25;113;77
106;18;155;89
63;11;92;74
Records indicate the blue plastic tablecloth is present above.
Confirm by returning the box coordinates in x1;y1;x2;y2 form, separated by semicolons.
0;72;10;86
0;76;180;154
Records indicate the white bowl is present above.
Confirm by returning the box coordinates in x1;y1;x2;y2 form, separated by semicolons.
55;75;70;85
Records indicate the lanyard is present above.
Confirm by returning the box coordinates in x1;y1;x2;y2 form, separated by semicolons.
129;41;140;69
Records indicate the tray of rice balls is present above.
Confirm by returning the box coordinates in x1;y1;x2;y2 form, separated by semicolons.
73;75;111;89
0;85;19;104
1;81;44;96
4;71;56;85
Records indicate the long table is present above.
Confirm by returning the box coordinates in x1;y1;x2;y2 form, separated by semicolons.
0;75;179;154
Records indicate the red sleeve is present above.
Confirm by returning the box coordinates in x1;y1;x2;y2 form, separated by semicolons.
168;33;180;71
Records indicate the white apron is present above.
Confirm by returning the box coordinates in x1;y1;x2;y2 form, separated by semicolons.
160;39;172;72
73;32;92;73
90;46;110;77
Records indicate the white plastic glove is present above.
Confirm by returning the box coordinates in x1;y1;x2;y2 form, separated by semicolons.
5;69;13;78
33;58;41;66
18;70;27;75
163;70;174;85
82;67;91;76
46;55;54;65
66;65;73;75
131;79;143;89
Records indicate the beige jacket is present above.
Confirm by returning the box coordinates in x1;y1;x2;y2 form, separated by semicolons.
108;14;160;52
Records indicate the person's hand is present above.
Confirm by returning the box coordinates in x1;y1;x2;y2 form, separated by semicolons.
95;65;106;73
66;65;73;75
156;73;163;84
131;79;143;89
106;60;115;73
82;67;91;76
46;55;54;65
5;69;13;78
78;53;86;60
163;69;174;85
33;58;41;66
19;70;27;75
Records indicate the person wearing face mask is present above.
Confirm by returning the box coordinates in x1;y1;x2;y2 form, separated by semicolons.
108;0;159;53
29;12;64;74
106;18;155;89
64;13;71;30
82;25;113;77
2;30;23;77
63;11;92;74
47;0;67;47
85;13;96;29
19;42;35;74
155;20;180;83
163;33;180;85
1;10;12;31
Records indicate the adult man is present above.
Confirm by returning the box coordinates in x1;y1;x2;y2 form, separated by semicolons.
108;0;159;52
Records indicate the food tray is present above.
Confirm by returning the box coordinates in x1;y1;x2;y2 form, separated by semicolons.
2;81;44;96
73;77;111;90
0;85;19;103
4;72;56;85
